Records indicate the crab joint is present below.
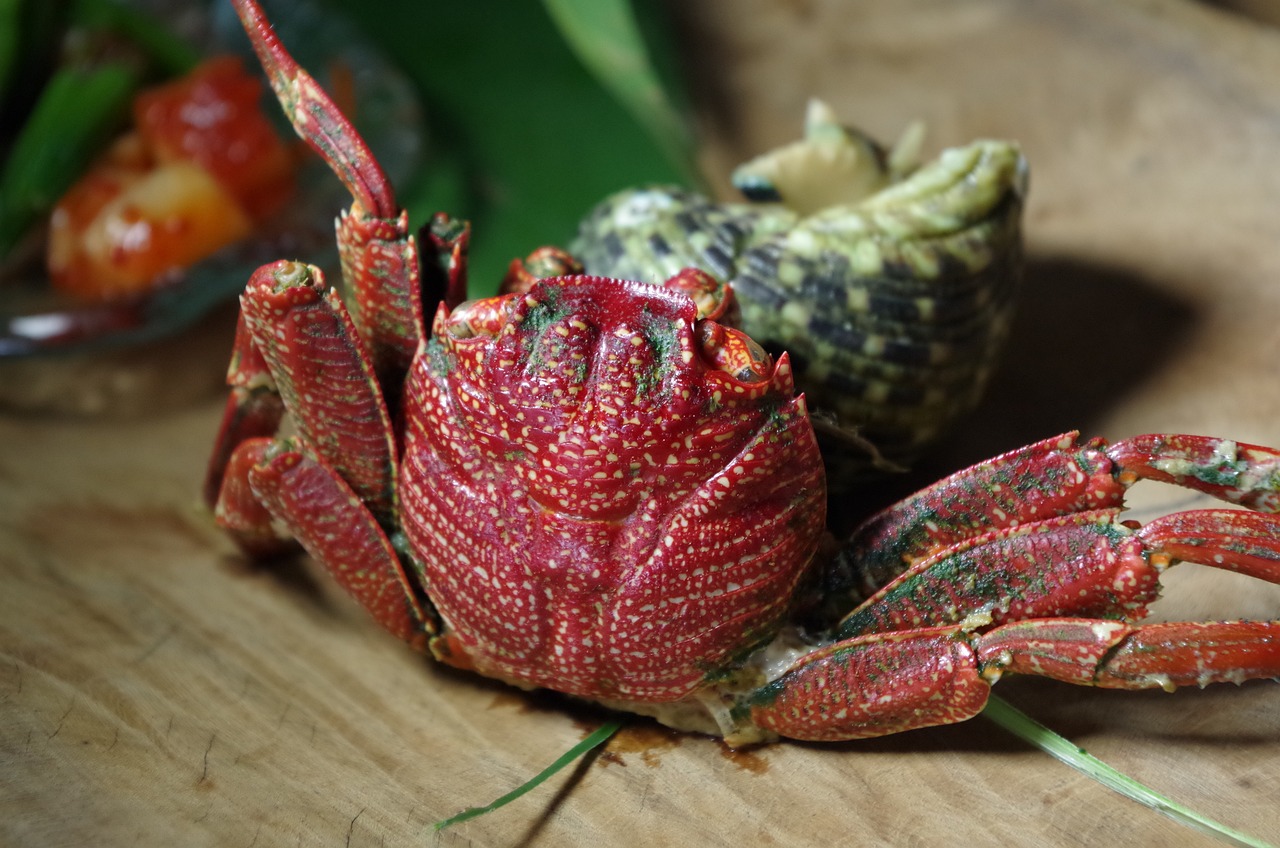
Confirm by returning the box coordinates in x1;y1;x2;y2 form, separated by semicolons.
267;259;316;291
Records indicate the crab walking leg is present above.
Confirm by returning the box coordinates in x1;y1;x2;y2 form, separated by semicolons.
743;627;991;742
232;0;425;376
247;445;433;648
1139;509;1280;583
744;618;1280;742
975;618;1280;690
203;311;285;513
1107;433;1280;512
204;259;432;640
748;505;1280;741
837;508;1280;641
233;260;397;520
831;432;1280;603
208;436;293;557
212;436;431;645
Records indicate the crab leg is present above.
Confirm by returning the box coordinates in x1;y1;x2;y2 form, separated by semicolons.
230;261;396;515
744;494;1280;741
202;310;285;519
975;618;1280;690
1105;433;1280;512
246;443;433;648
207;436;289;557
838;508;1280;640
829;432;1280;605
742;626;992;741
232;0;428;378
204;260;432;639
203;261;398;546
743;616;1280;742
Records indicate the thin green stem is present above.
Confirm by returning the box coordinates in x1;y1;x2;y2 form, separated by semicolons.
434;720;623;831
983;695;1274;848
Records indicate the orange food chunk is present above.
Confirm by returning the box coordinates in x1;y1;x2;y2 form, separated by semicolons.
49;152;251;300
133;55;296;220
47;56;296;301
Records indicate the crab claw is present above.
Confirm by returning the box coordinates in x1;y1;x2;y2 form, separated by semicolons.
696;322;773;384
231;0;394;218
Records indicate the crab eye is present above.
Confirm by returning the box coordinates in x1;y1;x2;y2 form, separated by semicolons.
499;246;585;296
696;321;772;383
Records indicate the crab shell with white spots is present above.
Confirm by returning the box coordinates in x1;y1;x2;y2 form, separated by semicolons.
398;275;827;706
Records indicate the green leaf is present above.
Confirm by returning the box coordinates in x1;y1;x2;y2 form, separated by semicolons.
0;1;70;147
434;720;622;830
983;695;1275;848
540;0;698;186
326;0;691;295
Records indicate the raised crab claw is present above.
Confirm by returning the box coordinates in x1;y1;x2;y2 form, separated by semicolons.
205;0;1280;746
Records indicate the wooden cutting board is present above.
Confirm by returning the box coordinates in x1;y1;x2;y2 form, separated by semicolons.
3;0;1280;844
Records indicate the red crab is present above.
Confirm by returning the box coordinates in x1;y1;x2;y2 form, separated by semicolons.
205;0;1280;746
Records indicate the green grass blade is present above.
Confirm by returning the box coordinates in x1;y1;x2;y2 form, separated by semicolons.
434;720;623;831
541;0;699;185
335;1;689;293
982;695;1274;848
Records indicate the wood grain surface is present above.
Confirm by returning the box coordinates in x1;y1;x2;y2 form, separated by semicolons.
4;1;1280;845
